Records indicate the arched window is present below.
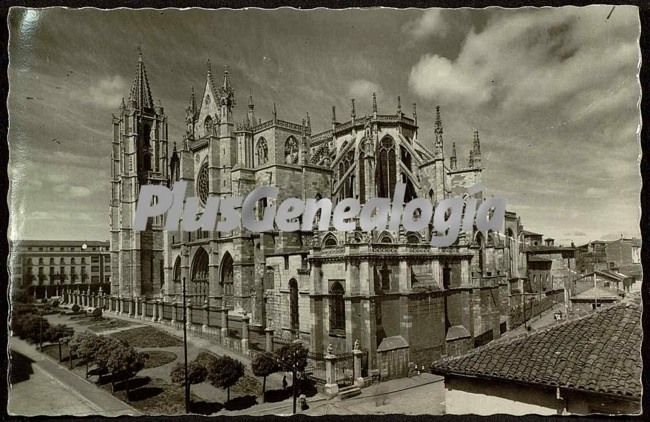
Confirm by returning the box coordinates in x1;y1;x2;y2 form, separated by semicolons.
377;136;396;198
323;234;338;249
220;252;234;305
330;282;345;332
191;248;209;304
475;232;485;275
338;150;355;200
285;136;299;164
173;256;181;283
358;147;366;203
406;233;420;244
289;279;299;333
204;116;213;134
379;233;393;243
256;138;268;166
196;161;209;206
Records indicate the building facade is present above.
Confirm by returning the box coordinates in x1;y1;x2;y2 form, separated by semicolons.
11;240;111;298
110;54;533;373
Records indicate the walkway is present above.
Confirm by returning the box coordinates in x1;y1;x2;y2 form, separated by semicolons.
8;337;141;417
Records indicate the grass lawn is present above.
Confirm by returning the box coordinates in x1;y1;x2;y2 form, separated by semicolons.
110;326;183;348
142;351;178;369
87;318;136;333
99;376;203;415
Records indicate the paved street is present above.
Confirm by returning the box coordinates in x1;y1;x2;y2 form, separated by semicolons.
8;337;140;417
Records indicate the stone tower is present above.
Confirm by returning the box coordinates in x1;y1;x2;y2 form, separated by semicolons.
110;51;168;299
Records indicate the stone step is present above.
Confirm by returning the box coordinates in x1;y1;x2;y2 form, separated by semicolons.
338;385;361;399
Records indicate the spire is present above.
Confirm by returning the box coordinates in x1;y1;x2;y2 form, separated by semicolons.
434;105;444;159
450;142;457;170
218;65;235;108
273;103;277;122
413;103;417;125
473;130;481;154
372;92;377;114
397;96;401;115
351;99;356;119
434;105;443;146
190;86;196;112
128;49;154;110
222;65;231;91
247;91;255;127
471;130;482;168
306;112;311;129
332;105;337;124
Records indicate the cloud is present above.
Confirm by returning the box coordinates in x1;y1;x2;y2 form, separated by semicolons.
403;9;450;40
348;79;381;100
408;7;640;110
77;75;127;109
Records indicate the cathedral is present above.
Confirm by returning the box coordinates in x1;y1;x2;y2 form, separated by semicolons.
110;53;528;374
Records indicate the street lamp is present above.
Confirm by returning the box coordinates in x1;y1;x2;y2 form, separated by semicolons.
182;276;190;414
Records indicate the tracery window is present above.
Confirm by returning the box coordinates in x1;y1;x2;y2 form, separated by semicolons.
196;162;209;206
285;136;299;164
257;138;268;166
204;116;213;134
330;282;345;332
377;136;396;198
220;252;234;306
289;279;299;332
338;149;355;199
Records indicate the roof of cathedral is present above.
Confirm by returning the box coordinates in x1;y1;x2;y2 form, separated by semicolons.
432;300;642;399
128;51;154;110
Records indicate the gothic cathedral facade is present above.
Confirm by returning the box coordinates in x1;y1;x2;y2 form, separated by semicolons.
110;54;528;370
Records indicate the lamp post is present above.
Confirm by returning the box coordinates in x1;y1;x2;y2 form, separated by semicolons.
182;276;190;414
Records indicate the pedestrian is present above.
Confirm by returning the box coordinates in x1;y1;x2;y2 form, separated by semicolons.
282;374;288;391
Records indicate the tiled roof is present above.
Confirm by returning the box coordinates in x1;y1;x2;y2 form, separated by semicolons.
432;301;642;399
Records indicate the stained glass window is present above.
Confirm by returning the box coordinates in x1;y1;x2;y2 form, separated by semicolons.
196;161;209;205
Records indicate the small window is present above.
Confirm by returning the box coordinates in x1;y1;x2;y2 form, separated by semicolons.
330;282;345;333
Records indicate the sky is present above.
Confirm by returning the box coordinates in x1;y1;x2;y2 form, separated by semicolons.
7;6;641;245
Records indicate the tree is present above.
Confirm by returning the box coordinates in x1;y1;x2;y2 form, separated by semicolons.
105;341;147;399
11;287;33;304
44;324;74;361
170;360;208;404
207;355;245;402
251;352;278;402
12;312;51;346
275;342;309;414
68;332;108;377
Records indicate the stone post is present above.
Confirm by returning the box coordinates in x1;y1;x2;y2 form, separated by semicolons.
324;345;339;396
141;298;147;320
221;309;229;344
202;300;209;334
152;300;158;322
186;300;192;330
353;340;364;387
156;300;163;322
241;314;250;354
265;327;274;353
